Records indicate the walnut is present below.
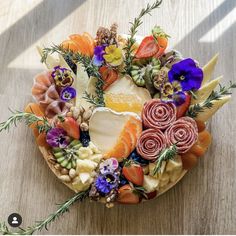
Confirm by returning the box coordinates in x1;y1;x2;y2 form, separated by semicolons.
95;23;118;46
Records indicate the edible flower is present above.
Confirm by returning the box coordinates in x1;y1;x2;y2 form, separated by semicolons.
103;45;123;66
60;86;76;102
168;58;203;91
92;45;106;66
95;172;119;195
99;158;119;174
51;66;74;87
160;81;186;106
46;128;70;148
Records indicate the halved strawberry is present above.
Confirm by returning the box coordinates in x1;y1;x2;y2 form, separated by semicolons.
135;36;159;59
99;66;118;90
122;161;144;186
176;93;191;118
117;184;140;204
57;117;80;140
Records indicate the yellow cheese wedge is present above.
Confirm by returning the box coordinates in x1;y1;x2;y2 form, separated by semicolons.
202;53;219;85
36;46;60;69
89;108;142;161
191;76;222;105
75;62;91;109
195;95;231;122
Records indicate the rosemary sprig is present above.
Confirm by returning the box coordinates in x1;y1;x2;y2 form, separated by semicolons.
0;190;88;235
123;0;163;75
152;145;177;176
187;81;236;118
0;110;51;133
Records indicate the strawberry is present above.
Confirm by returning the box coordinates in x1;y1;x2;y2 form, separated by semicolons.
122;161;144;186
135;36;159;59
176;93;191;119
99;66;118;90
117;184;140;204
57;117;80;139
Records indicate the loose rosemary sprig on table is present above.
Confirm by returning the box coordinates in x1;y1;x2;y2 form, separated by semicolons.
123;0;163;75
0;190;88;235
152;145;177;176
0;110;51;133
187;81;236;118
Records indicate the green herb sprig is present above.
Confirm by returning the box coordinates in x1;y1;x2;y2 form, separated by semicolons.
0;110;51;133
0;190;88;235
123;0;163;75
187;81;236;118
152;145;177;176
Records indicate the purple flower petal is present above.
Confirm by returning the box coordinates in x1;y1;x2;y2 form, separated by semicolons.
60;86;76;101
168;58;203;92
172;91;186;106
46;128;70;148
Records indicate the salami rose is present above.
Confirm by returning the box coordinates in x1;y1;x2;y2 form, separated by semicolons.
136;129;167;160
142;99;177;130
165;117;198;153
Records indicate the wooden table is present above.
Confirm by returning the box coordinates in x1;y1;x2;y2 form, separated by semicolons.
0;0;235;234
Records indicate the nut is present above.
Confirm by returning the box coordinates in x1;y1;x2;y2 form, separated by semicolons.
73;108;81;119
80;122;89;131
83;109;93;121
69;168;77;179
66;111;73;117
59;175;71;183
76;116;82;125
54;163;61;170
78;106;85;114
61;168;69;175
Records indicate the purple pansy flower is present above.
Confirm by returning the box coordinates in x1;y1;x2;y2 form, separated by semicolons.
92;45;106;66
99;158;119;174
95;171;119;195
51;66;74;87
168;58;203;91
46;128;70;148
60;86;76;102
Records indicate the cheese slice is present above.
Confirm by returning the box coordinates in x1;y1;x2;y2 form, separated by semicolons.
191;76;222;105
195;95;231;122
202;53;219;85
106;75;151;102
75;62;91;109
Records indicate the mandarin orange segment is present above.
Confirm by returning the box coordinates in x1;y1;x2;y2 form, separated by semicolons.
104;116;142;161
69;34;90;56
61;40;80;52
82;32;95;56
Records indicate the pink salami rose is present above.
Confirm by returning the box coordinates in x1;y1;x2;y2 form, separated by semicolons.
142;99;177;130
165;117;198;153
136;129;167;161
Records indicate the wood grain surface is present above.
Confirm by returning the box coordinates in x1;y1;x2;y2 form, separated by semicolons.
0;0;235;234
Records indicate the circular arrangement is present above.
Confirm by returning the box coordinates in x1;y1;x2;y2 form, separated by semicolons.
0;1;235;234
